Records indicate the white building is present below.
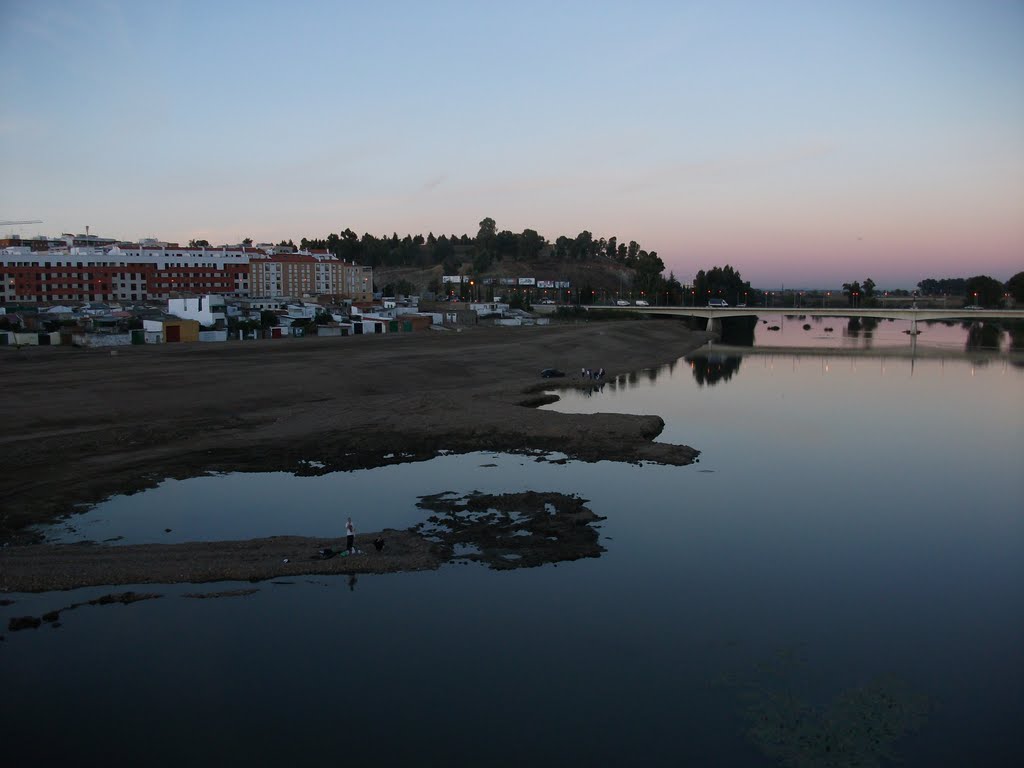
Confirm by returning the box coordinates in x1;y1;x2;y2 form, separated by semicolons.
167;295;226;327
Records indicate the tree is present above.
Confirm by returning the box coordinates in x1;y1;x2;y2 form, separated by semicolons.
633;250;666;297
188;239;210;247
918;277;966;296
694;265;756;306
242;237;253;246
964;275;1004;307
1006;271;1024;303
518;229;545;261
626;241;640;265
862;278;877;307
571;231;594;260
842;281;862;307
259;310;278;329
476;217;496;252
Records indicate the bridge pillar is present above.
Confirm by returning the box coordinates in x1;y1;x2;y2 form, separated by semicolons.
706;317;720;335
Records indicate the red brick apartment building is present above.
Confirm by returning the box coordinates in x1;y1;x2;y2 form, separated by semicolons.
0;243;373;304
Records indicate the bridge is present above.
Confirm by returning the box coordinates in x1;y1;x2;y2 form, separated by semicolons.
582;305;1024;336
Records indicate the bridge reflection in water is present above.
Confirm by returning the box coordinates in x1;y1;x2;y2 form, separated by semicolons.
589;305;1024;345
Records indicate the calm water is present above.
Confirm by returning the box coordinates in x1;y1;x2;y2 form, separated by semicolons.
734;312;1019;352
3;341;1022;767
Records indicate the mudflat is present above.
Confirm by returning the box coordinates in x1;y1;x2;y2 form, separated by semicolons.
1;320;708;590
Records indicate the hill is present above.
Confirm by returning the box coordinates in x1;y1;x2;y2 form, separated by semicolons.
374;251;640;301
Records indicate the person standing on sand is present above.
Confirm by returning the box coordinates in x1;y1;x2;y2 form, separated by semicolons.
346;517;355;553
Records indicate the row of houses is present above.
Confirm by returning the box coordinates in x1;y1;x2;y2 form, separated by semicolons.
0;295;542;348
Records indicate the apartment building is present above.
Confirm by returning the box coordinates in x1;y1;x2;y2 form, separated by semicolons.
249;252;372;302
1;242;372;304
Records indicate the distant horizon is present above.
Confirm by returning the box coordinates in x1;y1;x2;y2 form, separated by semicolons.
2;2;1021;290
3;221;1015;294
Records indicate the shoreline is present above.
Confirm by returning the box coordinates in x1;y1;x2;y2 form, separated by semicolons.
699;342;1023;360
2;488;608;594
1;321;708;590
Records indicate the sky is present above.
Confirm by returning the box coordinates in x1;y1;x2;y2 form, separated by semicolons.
1;0;1022;289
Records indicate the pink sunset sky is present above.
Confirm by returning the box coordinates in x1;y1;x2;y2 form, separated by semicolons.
2;1;1021;289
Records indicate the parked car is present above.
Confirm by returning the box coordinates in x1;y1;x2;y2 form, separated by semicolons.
540;368;565;378
964;305;982;310
615;300;631;306
635;300;650;306
707;299;729;307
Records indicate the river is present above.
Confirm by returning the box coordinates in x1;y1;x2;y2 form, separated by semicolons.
3;322;1022;767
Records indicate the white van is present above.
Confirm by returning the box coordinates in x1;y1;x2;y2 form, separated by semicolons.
707;298;729;307
635;300;650;306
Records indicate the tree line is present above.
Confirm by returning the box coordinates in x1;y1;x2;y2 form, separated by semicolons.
841;273;1024;308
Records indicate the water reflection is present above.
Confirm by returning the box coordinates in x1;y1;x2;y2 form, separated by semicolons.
5;352;1023;768
965;321;1005;352
726;314;1022;351
688;353;743;387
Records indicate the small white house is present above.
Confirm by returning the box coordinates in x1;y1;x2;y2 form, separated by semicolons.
167;295;226;327
142;319;164;343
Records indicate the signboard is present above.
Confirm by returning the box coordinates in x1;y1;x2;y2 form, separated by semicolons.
500;277;517;286
442;275;463;284
537;280;554;288
556;280;572;289
518;277;536;286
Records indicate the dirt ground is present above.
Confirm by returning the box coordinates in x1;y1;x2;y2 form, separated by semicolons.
0;319;709;590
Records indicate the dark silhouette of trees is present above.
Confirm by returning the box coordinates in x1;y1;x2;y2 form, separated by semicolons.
964;275;1004;307
1007;271;1024;303
842;280;862;306
917;277;966;296
694;265;756;306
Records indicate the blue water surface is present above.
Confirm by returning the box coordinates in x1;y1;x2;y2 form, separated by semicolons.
3;348;1022;767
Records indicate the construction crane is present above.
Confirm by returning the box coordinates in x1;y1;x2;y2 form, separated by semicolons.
0;220;43;226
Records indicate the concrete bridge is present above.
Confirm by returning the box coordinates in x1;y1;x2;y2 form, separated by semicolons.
584;305;1024;335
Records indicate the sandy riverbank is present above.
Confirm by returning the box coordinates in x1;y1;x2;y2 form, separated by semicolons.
1;320;708;590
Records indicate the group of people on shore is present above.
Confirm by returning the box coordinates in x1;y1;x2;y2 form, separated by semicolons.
580;367;605;380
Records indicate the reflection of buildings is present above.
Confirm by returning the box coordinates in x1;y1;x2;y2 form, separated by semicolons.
689;354;743;386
